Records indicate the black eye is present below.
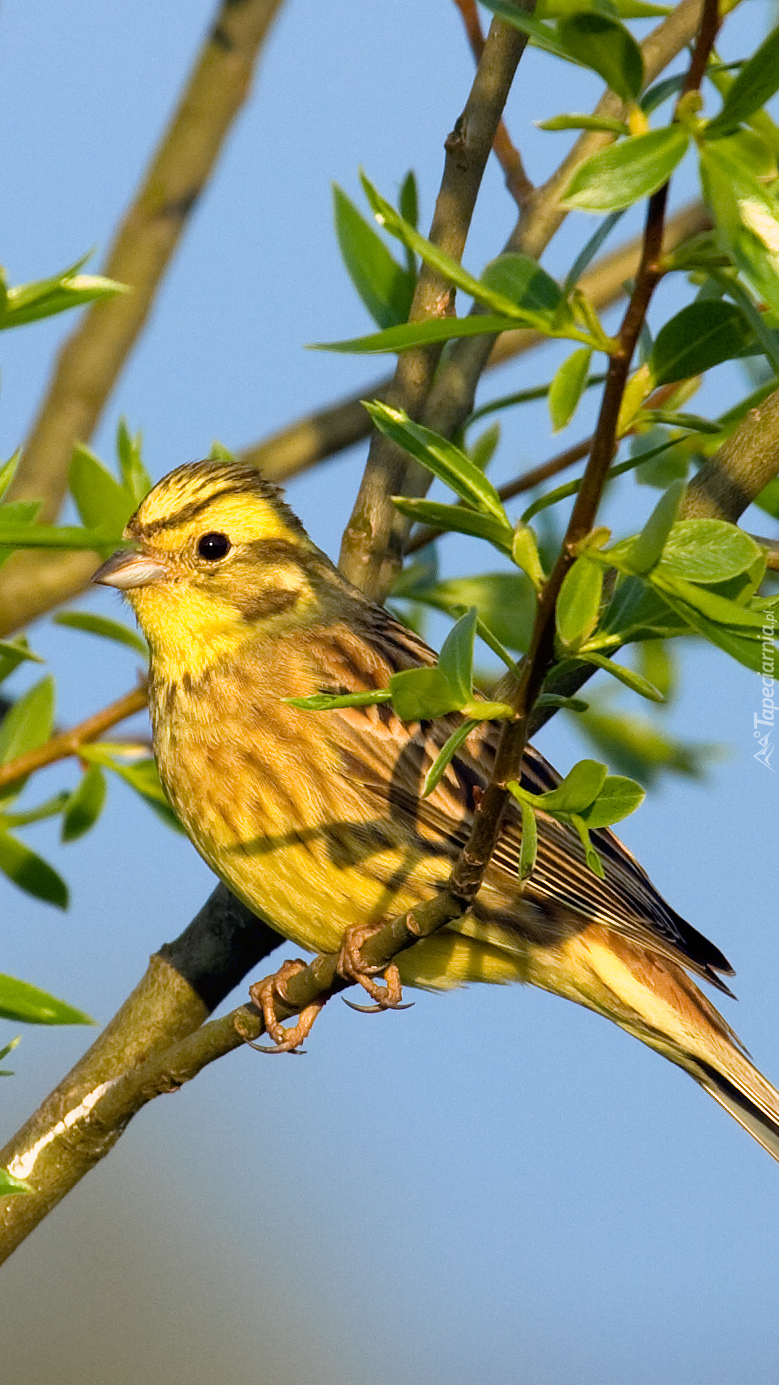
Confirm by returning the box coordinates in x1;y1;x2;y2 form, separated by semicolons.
197;532;231;561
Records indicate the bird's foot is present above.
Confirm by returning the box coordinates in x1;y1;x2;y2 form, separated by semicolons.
337;923;413;1014
247;959;324;1053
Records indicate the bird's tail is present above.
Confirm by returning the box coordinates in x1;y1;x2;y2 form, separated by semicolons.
528;923;779;1164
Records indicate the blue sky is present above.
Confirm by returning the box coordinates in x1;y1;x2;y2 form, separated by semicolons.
2;4;779;1383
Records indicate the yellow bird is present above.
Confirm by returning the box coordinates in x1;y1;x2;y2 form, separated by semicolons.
94;459;779;1161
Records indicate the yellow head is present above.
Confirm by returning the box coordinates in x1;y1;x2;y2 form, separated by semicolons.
93;460;336;681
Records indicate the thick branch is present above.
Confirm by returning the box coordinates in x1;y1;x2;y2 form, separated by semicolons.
339;4;534;598
8;0;286;519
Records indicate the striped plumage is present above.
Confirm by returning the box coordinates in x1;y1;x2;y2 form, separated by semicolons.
95;459;779;1163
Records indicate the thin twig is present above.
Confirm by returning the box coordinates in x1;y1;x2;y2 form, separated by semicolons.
0;685;148;791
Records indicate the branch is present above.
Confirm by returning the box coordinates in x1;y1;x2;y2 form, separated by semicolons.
0;885;281;1265
339;4;534;598
452;0;534;207
683;387;779;520
0;685;148;792
7;0;286;518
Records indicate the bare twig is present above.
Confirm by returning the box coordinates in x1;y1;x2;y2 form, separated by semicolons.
452;0;534;207
339;4;535;599
0;685;148;792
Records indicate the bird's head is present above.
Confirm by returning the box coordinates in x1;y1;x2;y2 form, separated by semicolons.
93;460;330;679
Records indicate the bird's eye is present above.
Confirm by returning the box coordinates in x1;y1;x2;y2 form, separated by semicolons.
197;532;231;561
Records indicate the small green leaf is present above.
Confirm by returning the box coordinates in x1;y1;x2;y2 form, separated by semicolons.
754;476;779;520
0;521;120;552
311;314;530;354
563;127;689;213
0;832;68;908
518;800;538;881
657;520;763;584
700;143;779;318
628;479;686;574
511;525;546;592
391;497;514;554
480;254;564;317
548;347;593;430
0;973;91;1024
69;445;135;533
286;690;392;711
398;170;419;231
705;22;779;136
437;609;477;704
0;1167;31;1196
556;557;603;650
649;300;754;385
53;611;148;656
0;638;44;684
389;666;462;721
367;402;507;519
535;758;608;814
538;113;630;135
61;765;107;842
577;650;665;701
116;419;151;502
0;675;55;768
1;265;126;330
579;774;645;828
333;184;414;328
0;453;20;500
570;814;606;877
423;720;476;797
81;746;184;833
557;13;644;102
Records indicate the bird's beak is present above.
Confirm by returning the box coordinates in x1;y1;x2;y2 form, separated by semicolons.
92;548;169;590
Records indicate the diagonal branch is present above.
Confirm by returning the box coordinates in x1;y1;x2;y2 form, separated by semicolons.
339;3;535;598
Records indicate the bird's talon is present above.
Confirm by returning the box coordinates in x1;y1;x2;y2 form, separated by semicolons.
248;959;324;1053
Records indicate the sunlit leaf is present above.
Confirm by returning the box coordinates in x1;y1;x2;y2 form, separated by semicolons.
0;832;68;908
0;972;91;1024
563;127;689;213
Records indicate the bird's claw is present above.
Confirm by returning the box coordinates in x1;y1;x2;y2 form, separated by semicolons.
247;958;324;1053
337;924;410;1012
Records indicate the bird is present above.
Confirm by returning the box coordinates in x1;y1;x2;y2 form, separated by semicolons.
94;457;779;1162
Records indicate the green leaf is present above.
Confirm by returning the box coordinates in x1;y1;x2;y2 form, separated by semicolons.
705;22;779;136
367;402;507;519
0;675;55;768
423;720;476;797
480;254;564;317
61;765;107;842
0;521;120;552
754;476;779;520
577;649;665;700
389;666;463;721
649;300;754;385
538;113;630;135
0;972;91;1024
69;445;135;533
0;1167;31;1196
437;608;477;704
0;453;20;501
1;266;126;330
333;184;414;328
556;557;603;650
548;347;593;430
628;479;686;574
311;313;532;354
0;638;44;684
391;497;514;554
286;689;392;711
651;572;768;629
116;419;151;503
398;170;419;231
531;759;609;814
700;144;779;318
0;832;68;908
579;774;645;827
53;611;148;656
3;790;70;828
518;800;538;881
657;520;763;584
81;746;184;833
562;127;689;213
557;13;644;102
